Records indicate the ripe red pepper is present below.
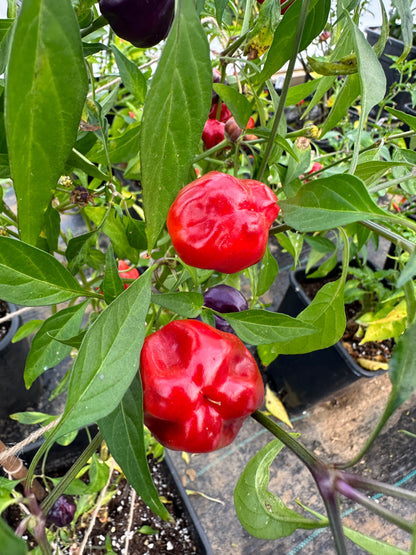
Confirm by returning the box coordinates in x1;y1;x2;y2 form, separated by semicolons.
202;119;225;149
209;102;232;122
140;319;264;452
167;171;279;274
118;260;139;289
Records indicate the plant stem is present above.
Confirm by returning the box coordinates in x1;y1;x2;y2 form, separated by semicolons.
342;471;416;503
369;170;416;194
336;480;415;534
193;139;229;162
80;15;108;38
40;432;103;515
251;410;319;472
256;0;311;182
314;471;348;555
360;220;415;254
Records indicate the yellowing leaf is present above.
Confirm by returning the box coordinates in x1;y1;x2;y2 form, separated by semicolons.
357;358;389;371
181;452;190;464
265;385;293;428
361;299;407;343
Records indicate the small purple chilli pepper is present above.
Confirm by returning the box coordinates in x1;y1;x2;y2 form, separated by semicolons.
47;496;76;527
203;285;248;333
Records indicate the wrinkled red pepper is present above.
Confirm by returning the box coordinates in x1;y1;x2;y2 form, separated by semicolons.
167;171;279;274
140;319;264;452
202;119;225;149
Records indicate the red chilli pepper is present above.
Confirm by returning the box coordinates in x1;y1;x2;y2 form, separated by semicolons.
167;171;279;274
209;102;232;122
202;119;225;149
118;260;140;289
140;319;264;453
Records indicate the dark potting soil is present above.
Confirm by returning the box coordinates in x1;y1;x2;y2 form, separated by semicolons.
301;277;394;365
0;300;11;341
6;458;199;554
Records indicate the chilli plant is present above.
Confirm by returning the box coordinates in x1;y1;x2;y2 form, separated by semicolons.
1;0;416;553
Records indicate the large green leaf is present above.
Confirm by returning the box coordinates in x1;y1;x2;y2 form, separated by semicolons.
0;517;27;555
0;237;89;306
140;0;212;250
24;301;88;388
99;374;171;521
258;0;330;82
5;0;88;246
234;440;326;539
221;309;316;345
279;175;387;232
50;268;152;438
258;278;345;365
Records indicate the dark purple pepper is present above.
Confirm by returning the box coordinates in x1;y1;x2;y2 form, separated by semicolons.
47;496;76;527
99;0;175;49
203;285;248;333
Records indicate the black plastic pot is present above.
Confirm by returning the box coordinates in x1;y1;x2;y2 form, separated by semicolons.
366;28;416;111
0;301;42;418
266;267;386;413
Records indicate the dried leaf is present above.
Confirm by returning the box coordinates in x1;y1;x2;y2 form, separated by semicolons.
265;385;293;428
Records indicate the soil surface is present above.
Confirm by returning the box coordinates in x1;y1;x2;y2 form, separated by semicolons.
0;300;11;341
6;458;200;554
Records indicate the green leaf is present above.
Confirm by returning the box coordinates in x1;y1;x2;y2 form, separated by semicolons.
212;83;252;128
347;17;386;171
214;0;229;23
102;244;124;304
151;291;203;318
321;74;360;137
89;123;141;165
221;309;316;346
396;250;416;288
126;218;147;251
88;453;110;492
49;269;153;438
140;0;212;250
391;0;414;63
24;301;88;387
111;45;147;103
259;0;331;82
0;19;13;75
5;0;88;246
285;78;322;106
258;277;346;364
66;148;109;181
0;517;27;555
0;237;89;306
355;160;411;186
66;229;101;275
85;206;139;264
344;526;409;554
283;139;311;189
11;319;43;343
387;320;416;414
257;244;279;297
279;175;387;232
234;439;326;539
386;106;416;132
99;374;171;520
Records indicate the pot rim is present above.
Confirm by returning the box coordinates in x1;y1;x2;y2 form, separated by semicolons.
0;301;19;351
